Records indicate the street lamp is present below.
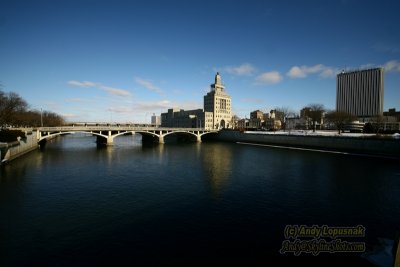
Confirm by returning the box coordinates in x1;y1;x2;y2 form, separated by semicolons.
41;108;43;127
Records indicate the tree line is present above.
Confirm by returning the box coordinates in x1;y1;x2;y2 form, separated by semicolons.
274;104;357;134
0;90;65;128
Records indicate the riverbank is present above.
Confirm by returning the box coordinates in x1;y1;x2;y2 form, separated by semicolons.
0;131;39;165
207;129;400;158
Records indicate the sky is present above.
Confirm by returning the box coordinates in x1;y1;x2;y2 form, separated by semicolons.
1;0;399;123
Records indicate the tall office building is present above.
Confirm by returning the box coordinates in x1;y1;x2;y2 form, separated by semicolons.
336;68;384;118
204;72;232;128
161;72;232;129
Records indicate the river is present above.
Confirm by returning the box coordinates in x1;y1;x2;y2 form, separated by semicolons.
1;134;399;266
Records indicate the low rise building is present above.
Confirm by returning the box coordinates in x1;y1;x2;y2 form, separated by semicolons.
161;108;213;128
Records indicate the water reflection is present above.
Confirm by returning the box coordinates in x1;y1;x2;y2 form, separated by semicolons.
1;134;400;266
201;143;232;197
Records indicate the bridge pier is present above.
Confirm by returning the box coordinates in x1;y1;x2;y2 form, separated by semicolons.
107;131;114;145
37;127;218;146
107;137;114;145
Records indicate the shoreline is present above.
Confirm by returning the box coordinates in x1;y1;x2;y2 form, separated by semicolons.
0;132;39;165
2;129;400;165
236;141;400;160
207;129;400;159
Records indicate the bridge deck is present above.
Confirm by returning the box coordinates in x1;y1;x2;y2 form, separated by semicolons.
38;126;215;132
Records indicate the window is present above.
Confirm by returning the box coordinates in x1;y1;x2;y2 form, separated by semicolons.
220;99;227;110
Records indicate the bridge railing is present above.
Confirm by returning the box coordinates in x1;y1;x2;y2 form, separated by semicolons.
38;126;217;132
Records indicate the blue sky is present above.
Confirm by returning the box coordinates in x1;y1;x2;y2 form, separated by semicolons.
1;0;399;123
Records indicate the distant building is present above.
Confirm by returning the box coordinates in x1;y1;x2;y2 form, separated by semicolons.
237;118;249;130
151;113;161;126
264;110;282;130
383;108;400;122
336;68;384;118
300;107;324;130
300;107;311;119
238;109;283;131
285;117;304;130
246;110;263;130
264;119;281;131
161;73;232;129
160;108;211;128
250;110;263;120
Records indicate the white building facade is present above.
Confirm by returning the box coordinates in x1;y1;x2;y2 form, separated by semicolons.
204;72;232;129
161;73;232;130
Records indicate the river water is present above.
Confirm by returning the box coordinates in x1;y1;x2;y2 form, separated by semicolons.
0;134;399;266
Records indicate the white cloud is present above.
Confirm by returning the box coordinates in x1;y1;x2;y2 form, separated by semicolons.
133;99;200;111
100;86;131;96
255;71;283;85
105;99;200;118
287;64;338;78
134;100;171;111
67;80;131;96
320;68;335;78
67;80;97;87
107;107;133;113
134;77;163;94
359;63;376;70
286;66;307;78
345;60;400;73
287;60;400;79
224;63;256;76
382;60;400;72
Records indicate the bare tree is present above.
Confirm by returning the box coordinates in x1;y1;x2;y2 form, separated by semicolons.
303;104;325;132
0;91;28;127
42;110;65;126
231;114;240;129
13;110;65;127
0;90;65;127
274;106;295;131
325;111;356;134
370;115;385;134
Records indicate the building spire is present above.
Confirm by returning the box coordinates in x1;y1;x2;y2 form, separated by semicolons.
210;72;225;92
215;72;222;85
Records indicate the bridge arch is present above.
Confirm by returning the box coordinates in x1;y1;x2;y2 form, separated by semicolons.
198;131;218;137
162;131;198;138
36;126;219;145
39;131;108;142
111;131;136;139
133;131;160;138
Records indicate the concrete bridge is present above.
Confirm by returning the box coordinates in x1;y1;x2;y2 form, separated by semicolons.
37;126;219;145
